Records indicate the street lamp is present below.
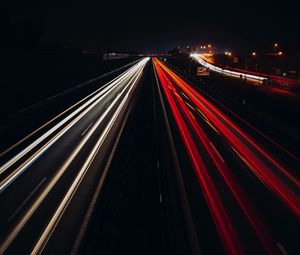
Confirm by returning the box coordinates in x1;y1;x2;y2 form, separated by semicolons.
278;51;283;55
250;52;259;72
274;43;278;54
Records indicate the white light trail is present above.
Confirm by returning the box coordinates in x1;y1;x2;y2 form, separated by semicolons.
0;57;149;254
31;59;147;255
0;59;148;193
0;60;140;159
191;54;267;82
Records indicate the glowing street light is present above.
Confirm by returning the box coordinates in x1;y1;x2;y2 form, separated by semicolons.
278;51;283;55
274;43;278;54
252;52;256;56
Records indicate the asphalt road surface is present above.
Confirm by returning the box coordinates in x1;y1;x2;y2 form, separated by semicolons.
0;57;299;255
0;58;149;254
153;58;299;255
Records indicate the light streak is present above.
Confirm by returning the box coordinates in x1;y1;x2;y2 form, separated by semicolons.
154;58;298;254
0;59;148;193
155;59;300;218
154;58;245;255
0;58;149;254
191;54;266;82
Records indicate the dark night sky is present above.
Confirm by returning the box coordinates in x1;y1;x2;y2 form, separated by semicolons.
1;0;299;53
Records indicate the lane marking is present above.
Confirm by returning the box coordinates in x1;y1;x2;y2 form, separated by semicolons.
81;123;94;136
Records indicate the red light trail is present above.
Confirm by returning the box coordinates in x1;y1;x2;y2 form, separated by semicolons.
153;58;299;254
154;59;245;255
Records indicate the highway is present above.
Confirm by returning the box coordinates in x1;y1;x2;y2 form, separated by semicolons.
0;57;149;254
79;61;197;255
153;58;299;255
0;56;299;255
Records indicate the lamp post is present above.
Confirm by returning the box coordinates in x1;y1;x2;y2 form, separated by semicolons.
252;52;259;72
274;43;278;55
